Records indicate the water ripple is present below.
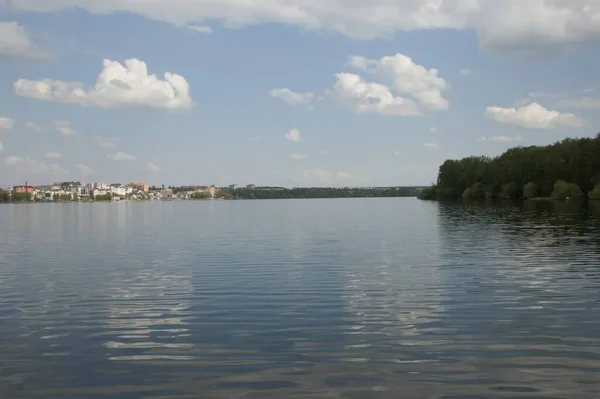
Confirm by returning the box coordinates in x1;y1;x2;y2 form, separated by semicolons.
0;199;599;398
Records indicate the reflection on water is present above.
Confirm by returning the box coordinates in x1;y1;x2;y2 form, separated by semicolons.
1;199;600;398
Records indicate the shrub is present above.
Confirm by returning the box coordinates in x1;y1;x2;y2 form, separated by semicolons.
551;180;584;200
523;182;538;199
418;186;437;200
589;185;600;200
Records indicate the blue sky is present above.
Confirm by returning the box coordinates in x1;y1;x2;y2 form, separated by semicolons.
1;1;600;187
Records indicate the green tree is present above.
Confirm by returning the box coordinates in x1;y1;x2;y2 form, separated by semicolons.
418;186;437;200
500;182;520;199
551;180;584;200
589;185;600;200
523;182;538;199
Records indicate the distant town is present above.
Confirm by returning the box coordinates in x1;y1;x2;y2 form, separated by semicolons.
1;181;425;203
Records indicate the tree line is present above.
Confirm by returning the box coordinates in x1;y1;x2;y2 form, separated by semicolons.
420;133;600;201
191;186;423;200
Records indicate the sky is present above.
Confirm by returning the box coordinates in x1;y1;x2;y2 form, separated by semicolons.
0;1;599;188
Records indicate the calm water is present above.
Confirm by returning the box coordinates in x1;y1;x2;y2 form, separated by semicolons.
1;199;600;399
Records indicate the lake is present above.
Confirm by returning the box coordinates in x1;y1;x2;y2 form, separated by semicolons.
1;198;599;398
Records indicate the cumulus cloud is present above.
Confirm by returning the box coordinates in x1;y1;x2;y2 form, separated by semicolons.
0;21;52;61
459;68;472;76
303;168;353;184
270;88;315;106
14;58;192;110
54;120;77;136
188;25;213;33
333;73;420;116
485;103;583;129
0;117;15;130
284;128;302;142
7;1;600;52
95;135;118;148
76;164;92;176
290;154;306;160
424;142;439;149
107;152;136;161
334;53;448;116
45;152;62;158
4;155;68;175
148;162;160;172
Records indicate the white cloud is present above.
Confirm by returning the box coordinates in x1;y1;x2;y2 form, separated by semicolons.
45;152;62;159
24;121;45;132
188;25;213;33
303;168;352;184
0;141;3;153
0;21;52;61
148;162;161;172
290;154;306;160
8;1;600;52
14;58;192;110
336;172;353;180
424;142;439;149
320;149;329;156
54;120;77;136
284;128;302;142
556;96;600;109
76;164;92;176
4;155;68;175
459;68;472;76
335;53;448;116
270;88;315;106
493;136;522;142
485;102;583;129
478;136;522;142
429;126;437;133
107;152;136;161
333;73;420;116
0;117;15;130
582;88;595;94
95;135;118;148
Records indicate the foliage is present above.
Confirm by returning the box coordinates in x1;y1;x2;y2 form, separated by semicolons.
523;182;538;199
551;180;584;200
421;134;600;201
462;182;493;200
94;193;112;201
191;191;211;199
220;186;423;200
11;192;32;202
500;182;520;199
589;185;600;200
0;190;10;202
418;186;437;200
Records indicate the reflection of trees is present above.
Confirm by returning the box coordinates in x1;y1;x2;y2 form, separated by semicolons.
432;201;600;397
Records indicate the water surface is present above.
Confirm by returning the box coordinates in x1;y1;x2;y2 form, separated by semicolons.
1;199;599;398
